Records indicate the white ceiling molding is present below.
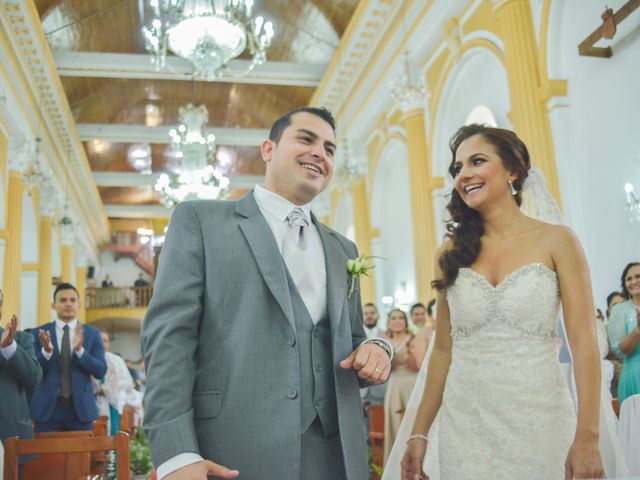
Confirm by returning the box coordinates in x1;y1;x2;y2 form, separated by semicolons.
0;0;109;258
78;124;269;146
312;0;474;142
103;204;173;219
93;172;264;189
53;52;327;87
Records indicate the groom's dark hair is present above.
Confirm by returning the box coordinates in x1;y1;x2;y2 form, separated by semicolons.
269;107;336;143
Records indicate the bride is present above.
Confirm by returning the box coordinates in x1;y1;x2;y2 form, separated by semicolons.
395;124;604;479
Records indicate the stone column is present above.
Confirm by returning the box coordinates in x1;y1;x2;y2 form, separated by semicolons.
2;137;36;317
37;181;58;325
492;0;562;204
398;107;444;303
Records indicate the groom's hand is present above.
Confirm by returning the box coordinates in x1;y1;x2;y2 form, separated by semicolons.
165;460;239;480
340;343;390;383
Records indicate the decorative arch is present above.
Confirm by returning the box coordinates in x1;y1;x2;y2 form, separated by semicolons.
427;45;511;243
370;138;416;310
431;46;512;178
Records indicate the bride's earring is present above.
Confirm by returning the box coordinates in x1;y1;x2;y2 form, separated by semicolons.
508;180;517;195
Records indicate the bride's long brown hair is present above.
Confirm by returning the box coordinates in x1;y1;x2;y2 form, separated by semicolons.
432;124;531;291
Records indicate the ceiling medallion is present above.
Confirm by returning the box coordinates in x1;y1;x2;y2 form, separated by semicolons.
142;0;275;80
154;103;230;206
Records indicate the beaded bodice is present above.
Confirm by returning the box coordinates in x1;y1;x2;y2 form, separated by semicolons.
447;262;560;343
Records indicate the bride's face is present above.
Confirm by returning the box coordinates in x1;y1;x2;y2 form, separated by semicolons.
624;265;640;297
452;134;516;210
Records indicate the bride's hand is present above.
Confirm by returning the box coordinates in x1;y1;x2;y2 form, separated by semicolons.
400;439;428;480
564;438;604;479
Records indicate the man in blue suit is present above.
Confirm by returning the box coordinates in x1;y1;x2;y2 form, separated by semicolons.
30;283;107;432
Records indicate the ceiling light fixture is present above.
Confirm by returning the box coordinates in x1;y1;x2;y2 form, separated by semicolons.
142;0;275;80
154;103;230;206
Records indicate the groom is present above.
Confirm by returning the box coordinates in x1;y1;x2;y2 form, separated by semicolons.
141;107;392;480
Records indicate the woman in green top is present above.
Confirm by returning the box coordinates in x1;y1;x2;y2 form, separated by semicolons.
608;262;640;405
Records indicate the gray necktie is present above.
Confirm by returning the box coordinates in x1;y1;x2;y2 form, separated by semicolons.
283;208;318;321
60;325;72;399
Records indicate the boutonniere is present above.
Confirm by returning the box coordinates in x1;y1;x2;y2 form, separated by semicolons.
346;255;377;298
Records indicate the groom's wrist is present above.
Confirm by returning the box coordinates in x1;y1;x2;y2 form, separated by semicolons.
361;338;394;360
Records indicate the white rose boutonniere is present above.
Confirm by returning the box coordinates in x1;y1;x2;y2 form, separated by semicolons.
346;255;377;298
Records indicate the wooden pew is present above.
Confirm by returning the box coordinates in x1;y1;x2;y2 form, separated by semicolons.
120;406;137;436
4;432;129;480
368;404;384;478
22;431;92;480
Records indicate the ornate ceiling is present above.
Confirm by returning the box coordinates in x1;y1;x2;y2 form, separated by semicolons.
33;0;359;224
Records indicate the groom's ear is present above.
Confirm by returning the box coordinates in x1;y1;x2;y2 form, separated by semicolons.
261;139;274;164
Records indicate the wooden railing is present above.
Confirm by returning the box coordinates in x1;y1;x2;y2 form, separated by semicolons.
86;286;153;309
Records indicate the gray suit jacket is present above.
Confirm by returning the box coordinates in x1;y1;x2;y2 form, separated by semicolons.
0;329;42;443
141;192;370;479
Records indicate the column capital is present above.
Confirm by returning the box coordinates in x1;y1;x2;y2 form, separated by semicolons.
391;49;429;113
7;135;37;174
59;218;77;246
444;17;462;62
39;180;61;217
335;138;368;188
74;243;90;267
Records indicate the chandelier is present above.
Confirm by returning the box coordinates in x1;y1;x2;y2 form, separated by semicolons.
334;138;367;189
625;183;640;222
142;0;275;80
154;103;230;206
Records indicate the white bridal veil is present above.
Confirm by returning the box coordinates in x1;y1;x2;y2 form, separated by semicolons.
382;167;628;479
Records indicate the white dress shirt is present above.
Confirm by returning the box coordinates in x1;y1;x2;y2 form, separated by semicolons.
254;184;327;323
42;318;84;360
1;339;17;359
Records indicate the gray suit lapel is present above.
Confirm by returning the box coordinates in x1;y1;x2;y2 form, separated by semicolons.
236;192;296;331
314;216;348;339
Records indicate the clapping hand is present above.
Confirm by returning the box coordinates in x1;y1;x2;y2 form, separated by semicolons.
1;314;18;348
74;324;84;351
39;329;53;353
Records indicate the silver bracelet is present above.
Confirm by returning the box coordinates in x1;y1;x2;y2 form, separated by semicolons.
407;433;429;444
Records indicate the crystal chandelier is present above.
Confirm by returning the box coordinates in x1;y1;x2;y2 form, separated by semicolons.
154;103;230;206
625;183;640;222
142;0;275;80
391;48;428;109
334;138;367;189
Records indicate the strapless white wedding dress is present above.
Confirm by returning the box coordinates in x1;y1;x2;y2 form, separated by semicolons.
383;262;627;480
438;263;575;479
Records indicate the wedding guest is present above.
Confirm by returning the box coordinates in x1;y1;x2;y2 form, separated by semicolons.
608;262;640;406
101;275;114;288
607;291;626;319
361;304;387;406
363;303;382;338
31;283;106;432
0;290;42;449
383;309;423;465
95;332;134;434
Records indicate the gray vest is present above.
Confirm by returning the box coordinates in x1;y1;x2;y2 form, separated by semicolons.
287;275;339;437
